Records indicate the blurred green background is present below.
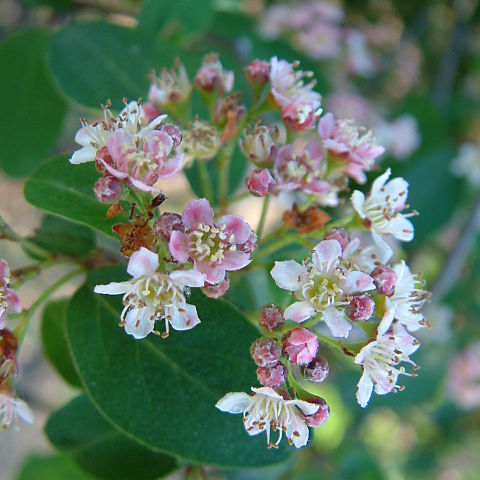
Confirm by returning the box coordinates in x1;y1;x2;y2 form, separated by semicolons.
1;0;480;479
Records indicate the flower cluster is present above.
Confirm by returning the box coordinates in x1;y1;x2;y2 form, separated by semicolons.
68;52;429;451
0;260;33;431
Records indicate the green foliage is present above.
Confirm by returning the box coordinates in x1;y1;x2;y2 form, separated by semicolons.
29;215;96;257
41;299;82;388
24;155;127;238
17;455;94;480
65;266;292;467
45;395;178;480
0;29;67;177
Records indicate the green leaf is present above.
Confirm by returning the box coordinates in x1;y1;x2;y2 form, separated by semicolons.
17;455;94;480
0;29;67;177
29;215;96;257
66;266;292;467
45;395;178;480
24;154;127;238
49;22;180;109
41;299;82;388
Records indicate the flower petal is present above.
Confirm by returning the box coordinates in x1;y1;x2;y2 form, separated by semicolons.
167;303;201;331
371;168;391;195
94;281;130;295
182;198;214;229
169;231;190;263
70;145;97;164
158;153;184;178
313;239;342;271
221;250;251;271
271;260;304;291
284;301;315;323
342;271;375;294
124;307;155;339
169;269;205;288
323;307;351;338
216;392;251;414
127;247;159;278
351;190;366;217
377;307;395;336
216;214;252;244
356;370;373;408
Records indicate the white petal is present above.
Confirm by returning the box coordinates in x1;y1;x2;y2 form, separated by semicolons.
371;230;394;264
356;370;374;408
166;303;201;331
342;271;375;294
289;399;320;416
270;260;304;291
371;168;391;195
13;399;34;424
70;145;96;164
127;248;159;278
169;269;205;288
216;392;250;413
286;415;310;448
251;386;284;399
313;240;342;271
389;216;414;242
284;301;315;323
94;281;130;295
378;304;395;336
124;307;155;339
351;190;366;217
323;307;351;338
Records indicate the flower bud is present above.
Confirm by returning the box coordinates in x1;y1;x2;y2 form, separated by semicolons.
95;146;115;175
246;168;276;197
303;355;329;383
239;231;258;255
194;54;233;95
256;363;288;388
282;103;320;132
158;123;182;148
94;175;124;204
283;328;318;366
346;293;375;321
182;120;220;163
240;124;281;166
324;228;351;251
154;212;185;242
259;304;285;331
148;60;191;107
245;60;270;87
250;337;282;367
303;396;330;427
371;265;397;296
202;277;230;299
214;93;246;126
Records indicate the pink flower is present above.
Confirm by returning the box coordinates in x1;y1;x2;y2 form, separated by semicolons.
0;387;34;430
283;328;318;365
282;102;321;132
273;140;332;197
318;112;384;184
269;57;322;110
271;239;375;338
169;199;254;284
0;260;21;329
246;168;276;197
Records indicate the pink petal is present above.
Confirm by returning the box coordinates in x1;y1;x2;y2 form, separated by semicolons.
5;289;21;313
182;198;214;229
304;179;331;195
318;112;335;139
271;260;304;291
169;269;205;288
127;247;159;278
169;231;191;263
0;310;6;329
128;176;157;192
342;271;375;294
194;261;226;284
158;153;184;178
313;240;342;271
107;129;133;161
284;301;315;323
216;215;252;244
221;250;251;271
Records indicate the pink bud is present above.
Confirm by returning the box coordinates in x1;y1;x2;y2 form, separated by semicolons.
256;363;288;388
239;231;258;255
324;228;351;251
346;294;375;321
159;123;183;148
202;277;230;299
303;355;329;383
154;213;185;242
246;168;276;197
245;60;270;87
94;175;124;204
142;102;161;123
95;146;115;175
282;103;320;132
303;396;330;427
259;304;285;331
371;265;397;296
195;67;219;93
283;328;318;366
250;337;282;367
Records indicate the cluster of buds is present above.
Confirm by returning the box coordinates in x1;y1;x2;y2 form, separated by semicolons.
0;260;33;430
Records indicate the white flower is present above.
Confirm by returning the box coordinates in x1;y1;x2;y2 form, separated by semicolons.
351;169;416;259
451;142;480;187
70;100;166;165
94;247;204;339
0;389;34;430
342;234;393;274
378;260;428;335
355;323;420;408
271;239;375;338
148;61;191;106
216;387;319;448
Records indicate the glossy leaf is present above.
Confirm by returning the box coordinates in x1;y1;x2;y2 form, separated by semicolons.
17;455;94;480
0;29;67;177
41;299;82;388
45;395;177;480
24;155;127;238
66;266;292;467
